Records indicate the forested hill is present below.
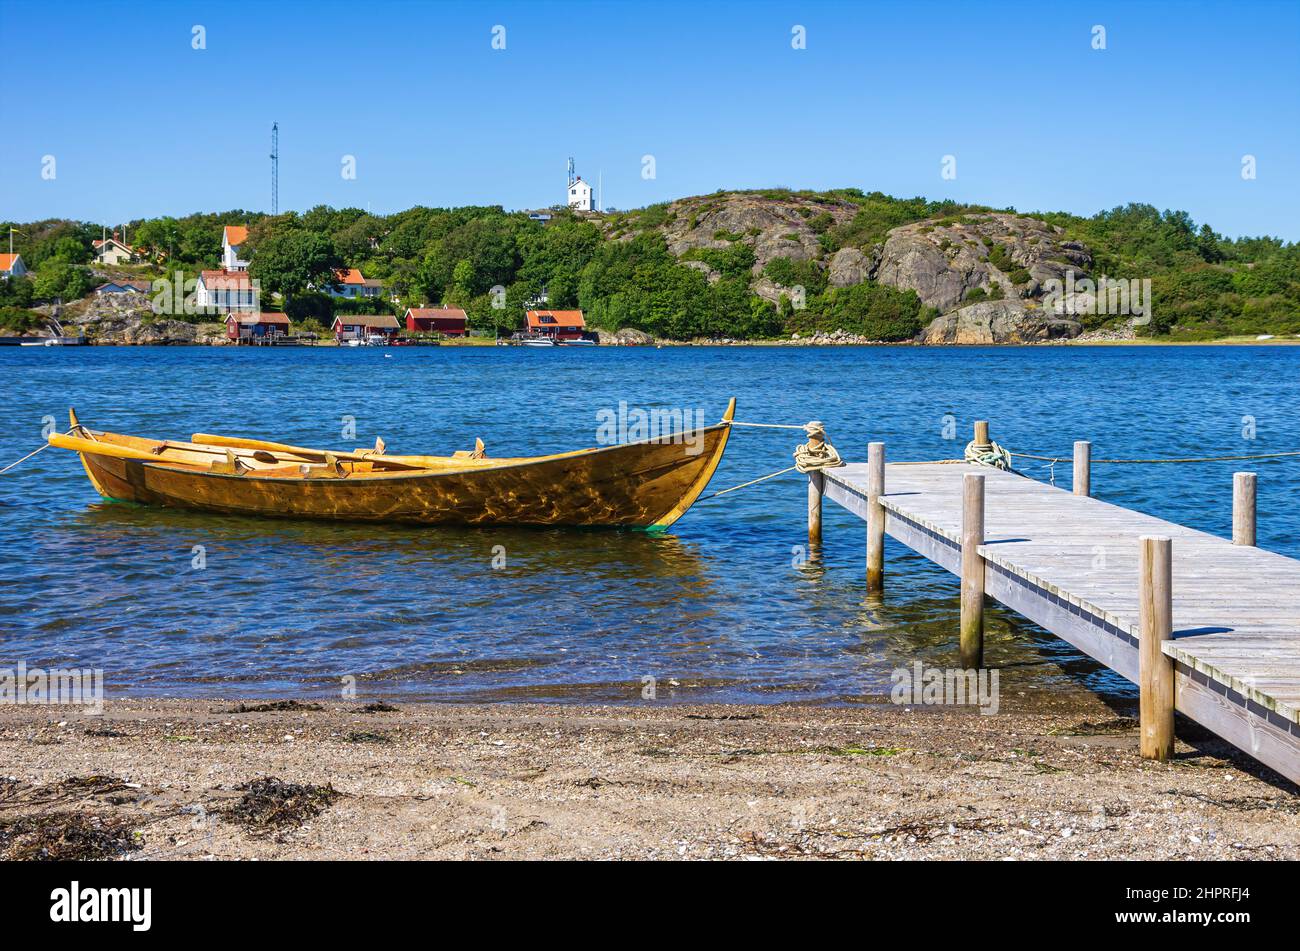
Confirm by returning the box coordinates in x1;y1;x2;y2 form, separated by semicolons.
3;188;1298;342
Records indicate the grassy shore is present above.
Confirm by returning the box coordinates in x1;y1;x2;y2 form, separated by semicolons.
2;693;1296;860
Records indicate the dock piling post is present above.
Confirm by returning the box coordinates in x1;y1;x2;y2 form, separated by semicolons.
1139;535;1175;761
808;471;823;548
960;473;986;669
973;420;990;448
1073;441;1091;497
866;442;885;592
1233;472;1257;547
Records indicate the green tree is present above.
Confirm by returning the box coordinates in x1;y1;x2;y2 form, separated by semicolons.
248;231;342;306
31;260;94;301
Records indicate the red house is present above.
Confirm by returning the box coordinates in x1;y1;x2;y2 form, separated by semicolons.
332;314;400;342
225;312;290;342
404;306;467;336
526;309;586;340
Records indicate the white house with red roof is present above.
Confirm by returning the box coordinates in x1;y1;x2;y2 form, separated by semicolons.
0;253;27;279
222;225;250;271
325;267;383;300
195;270;258;312
92;233;140;266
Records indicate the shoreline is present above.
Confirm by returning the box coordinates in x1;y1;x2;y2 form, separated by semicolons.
7;335;1299;349
3;695;1296;860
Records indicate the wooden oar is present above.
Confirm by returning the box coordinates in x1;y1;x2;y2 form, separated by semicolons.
191;433;445;470
49;432;180;463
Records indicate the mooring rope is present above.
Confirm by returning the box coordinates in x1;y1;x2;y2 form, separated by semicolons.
699;419;845;501
729;420;811;431
699;465;801;500
0;430;77;475
1008;449;1300;465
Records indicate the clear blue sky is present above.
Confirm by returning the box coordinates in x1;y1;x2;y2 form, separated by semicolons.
1;0;1297;239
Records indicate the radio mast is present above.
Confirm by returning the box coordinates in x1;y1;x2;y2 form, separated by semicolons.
270;122;279;214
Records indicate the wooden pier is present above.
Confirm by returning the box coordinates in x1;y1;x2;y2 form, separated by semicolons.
817;427;1300;787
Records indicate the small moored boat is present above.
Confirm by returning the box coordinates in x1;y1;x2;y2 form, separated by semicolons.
47;402;735;529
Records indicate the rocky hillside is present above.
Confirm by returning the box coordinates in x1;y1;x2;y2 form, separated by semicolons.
875;213;1093;343
56;292;228;345
610;192;1100;342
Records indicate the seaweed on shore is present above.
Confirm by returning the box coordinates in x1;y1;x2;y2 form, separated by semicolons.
225;777;341;833
83;726;126;738
684;713;760;721
360;702;398;713
0;812;141;861
225;700;325;714
343;730;391;744
12;775;134;809
1048;717;1138;736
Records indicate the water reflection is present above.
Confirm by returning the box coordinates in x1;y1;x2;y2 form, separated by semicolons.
2;344;1295;704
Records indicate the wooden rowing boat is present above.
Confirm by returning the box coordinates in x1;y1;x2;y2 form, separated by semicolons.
47;401;735;529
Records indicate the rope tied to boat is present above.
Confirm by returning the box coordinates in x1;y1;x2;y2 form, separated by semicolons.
0;429;77;475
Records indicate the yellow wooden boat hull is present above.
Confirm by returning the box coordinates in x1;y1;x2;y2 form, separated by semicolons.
49;401;735;529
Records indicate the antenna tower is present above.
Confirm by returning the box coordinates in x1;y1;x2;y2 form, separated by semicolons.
271;122;280;214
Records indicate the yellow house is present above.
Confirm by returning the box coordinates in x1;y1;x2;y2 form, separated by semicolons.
92;233;140;265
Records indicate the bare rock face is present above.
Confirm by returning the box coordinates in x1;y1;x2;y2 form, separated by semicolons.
657;193;855;273
595;327;654;345
874;213;1093;312
62;293;231;344
920;300;1082;344
750;276;784;305
76;315;200;345
827;247;869;287
681;259;721;284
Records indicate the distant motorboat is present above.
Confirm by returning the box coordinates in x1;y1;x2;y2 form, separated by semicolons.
557;338;596;347
521;338;556;347
21;337;84;347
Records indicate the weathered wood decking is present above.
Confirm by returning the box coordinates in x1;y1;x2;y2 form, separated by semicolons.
822;461;1300;786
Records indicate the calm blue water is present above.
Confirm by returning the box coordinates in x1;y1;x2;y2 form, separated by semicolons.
1;344;1297;704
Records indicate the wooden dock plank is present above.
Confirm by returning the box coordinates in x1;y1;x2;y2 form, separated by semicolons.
823;461;1300;786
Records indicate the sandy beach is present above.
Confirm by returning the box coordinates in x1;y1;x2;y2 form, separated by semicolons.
1;690;1296;861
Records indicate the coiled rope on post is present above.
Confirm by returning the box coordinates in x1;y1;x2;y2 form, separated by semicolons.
964;439;1014;471
792;420;844;473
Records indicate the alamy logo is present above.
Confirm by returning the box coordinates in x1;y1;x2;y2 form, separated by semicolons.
1040;270;1152;325
596;402;707;456
50;882;151;932
890;662;1000;715
0;662;103;714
